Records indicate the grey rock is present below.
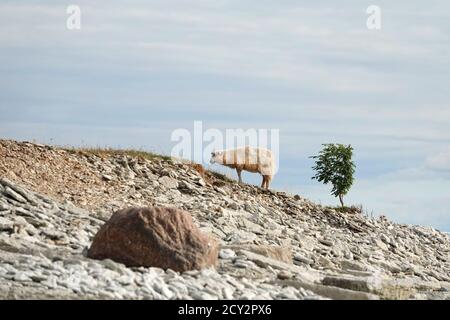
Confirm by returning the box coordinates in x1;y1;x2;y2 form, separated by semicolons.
102;174;113;181
3;187;27;203
219;249;236;260
272;279;379;300
319;239;334;247
158;176;179;189
0;217;14;231
293;254;314;266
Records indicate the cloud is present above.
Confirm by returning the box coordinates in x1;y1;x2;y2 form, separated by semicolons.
426;147;450;172
0;0;450;231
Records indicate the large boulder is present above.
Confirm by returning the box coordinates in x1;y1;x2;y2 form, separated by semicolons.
87;207;219;272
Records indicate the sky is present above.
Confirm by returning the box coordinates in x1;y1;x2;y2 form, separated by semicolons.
0;1;449;231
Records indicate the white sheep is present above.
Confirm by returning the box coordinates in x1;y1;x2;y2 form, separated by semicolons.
210;146;276;189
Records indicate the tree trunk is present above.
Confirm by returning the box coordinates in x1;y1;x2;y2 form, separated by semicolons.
338;194;344;207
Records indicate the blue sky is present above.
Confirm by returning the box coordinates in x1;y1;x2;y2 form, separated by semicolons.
0;1;449;231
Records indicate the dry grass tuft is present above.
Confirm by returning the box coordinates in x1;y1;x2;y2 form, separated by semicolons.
64;147;172;162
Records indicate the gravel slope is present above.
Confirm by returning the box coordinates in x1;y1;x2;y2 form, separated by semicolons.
0;139;449;299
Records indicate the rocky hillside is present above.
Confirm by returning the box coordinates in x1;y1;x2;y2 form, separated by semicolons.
0;139;449;300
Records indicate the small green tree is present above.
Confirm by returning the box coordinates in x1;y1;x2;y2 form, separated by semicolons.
310;144;355;207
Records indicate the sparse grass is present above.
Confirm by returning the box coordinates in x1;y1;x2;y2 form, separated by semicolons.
64;147;172;162
64;145;237;185
206;169;235;183
185;162;236;184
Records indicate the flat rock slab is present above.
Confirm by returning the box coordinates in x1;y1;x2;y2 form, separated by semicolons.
223;244;293;264
271;279;380;300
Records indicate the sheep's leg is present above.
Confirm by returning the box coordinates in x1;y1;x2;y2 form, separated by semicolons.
265;176;272;189
236;168;243;184
261;176;266;188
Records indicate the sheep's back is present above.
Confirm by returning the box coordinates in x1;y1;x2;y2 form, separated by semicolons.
223;147;274;175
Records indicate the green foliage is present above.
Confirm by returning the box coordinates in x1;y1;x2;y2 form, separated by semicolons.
310;144;356;207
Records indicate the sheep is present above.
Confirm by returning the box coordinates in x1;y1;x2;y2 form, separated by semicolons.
210;146;275;189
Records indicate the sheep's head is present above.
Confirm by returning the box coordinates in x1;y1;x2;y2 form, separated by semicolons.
210;150;224;164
